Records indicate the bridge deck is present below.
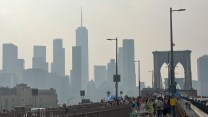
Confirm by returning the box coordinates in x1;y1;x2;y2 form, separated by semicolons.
178;99;199;117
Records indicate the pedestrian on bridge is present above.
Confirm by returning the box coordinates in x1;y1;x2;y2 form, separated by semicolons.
138;98;146;117
187;102;191;110
163;98;171;117
131;97;138;113
146;98;154;117
155;97;163;117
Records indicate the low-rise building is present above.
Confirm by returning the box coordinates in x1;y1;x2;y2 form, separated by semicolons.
0;83;57;111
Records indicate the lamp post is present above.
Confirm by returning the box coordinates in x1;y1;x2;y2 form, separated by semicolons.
134;60;140;97
107;38;120;100
0;95;1;111
170;7;186;117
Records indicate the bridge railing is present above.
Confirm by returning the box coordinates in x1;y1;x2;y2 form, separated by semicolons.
0;102;131;117
63;104;131;117
183;97;208;115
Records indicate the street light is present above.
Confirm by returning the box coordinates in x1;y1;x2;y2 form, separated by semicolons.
172;9;186;12
134;60;141;97
107;38;120;100
170;7;186;117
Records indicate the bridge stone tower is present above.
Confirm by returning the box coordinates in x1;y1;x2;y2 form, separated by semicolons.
152;50;192;90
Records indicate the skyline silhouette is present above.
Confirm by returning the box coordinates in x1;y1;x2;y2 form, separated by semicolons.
0;0;208;87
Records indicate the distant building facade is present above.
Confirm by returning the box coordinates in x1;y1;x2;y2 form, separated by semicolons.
107;59;116;93
2;43;24;86
51;39;65;76
86;80;97;101
118;47;124;90
197;55;208;96
71;46;82;96
2;43;18;74
76;26;89;90
0;73;13;87
22;69;69;104
94;65;107;88
16;59;25;82
46;73;70;104
22;68;47;89
32;46;48;72
0;84;57;111
122;39;136;96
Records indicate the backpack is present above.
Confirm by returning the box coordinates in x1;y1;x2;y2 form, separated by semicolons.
156;100;163;109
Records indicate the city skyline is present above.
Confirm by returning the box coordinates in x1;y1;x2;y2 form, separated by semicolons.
0;0;208;86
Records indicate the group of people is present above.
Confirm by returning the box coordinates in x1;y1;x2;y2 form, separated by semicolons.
130;95;172;117
185;101;191;110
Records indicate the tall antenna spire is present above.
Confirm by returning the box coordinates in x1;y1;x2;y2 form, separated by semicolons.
81;6;83;27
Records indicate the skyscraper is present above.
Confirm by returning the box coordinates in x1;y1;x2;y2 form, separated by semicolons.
118;47;124;89
71;46;82;95
3;43;18;74
32;46;48;72
76;7;89;90
107;59;116;93
51;39;65;76
94;65;107;88
2;43;24;86
197;55;208;96
122;39;136;96
16;59;25;83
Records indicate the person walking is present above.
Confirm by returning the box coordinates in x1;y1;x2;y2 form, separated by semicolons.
163;98;171;117
146;98;154;117
131;98;138;113
138;99;146;117
155;98;163;117
188;102;191;110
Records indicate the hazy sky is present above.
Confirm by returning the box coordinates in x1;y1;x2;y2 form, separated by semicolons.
0;0;208;87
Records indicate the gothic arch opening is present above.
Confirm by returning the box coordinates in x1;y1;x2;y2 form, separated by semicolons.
175;62;185;90
160;63;169;90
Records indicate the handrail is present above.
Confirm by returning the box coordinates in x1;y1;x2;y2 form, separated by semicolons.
183;97;208;114
0;102;131;117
